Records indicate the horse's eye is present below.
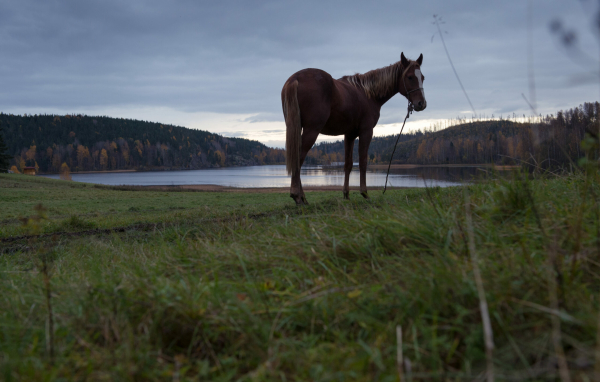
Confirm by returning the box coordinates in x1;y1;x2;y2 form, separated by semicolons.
408;76;414;80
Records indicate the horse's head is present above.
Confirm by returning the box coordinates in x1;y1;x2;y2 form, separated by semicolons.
400;52;427;112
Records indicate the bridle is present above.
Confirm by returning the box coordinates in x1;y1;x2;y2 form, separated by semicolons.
400;62;424;108
383;61;425;194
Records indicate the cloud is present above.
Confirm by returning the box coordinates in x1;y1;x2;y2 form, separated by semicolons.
240;113;283;123
0;0;598;147
260;129;285;134
219;131;250;137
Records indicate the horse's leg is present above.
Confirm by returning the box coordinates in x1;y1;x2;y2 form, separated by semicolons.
343;135;356;200
290;127;320;205
358;128;373;199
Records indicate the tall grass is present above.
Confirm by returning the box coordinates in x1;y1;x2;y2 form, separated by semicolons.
1;172;600;380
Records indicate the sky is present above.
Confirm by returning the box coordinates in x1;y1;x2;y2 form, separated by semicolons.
1;0;599;148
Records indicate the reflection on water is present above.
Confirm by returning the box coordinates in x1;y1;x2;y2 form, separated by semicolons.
41;165;482;188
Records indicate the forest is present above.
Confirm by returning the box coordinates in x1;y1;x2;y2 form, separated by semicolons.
3;102;597;174
307;102;598;169
2;114;285;174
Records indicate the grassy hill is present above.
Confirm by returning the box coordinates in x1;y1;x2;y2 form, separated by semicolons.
2;113;284;173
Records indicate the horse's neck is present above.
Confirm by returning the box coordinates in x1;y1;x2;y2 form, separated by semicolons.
374;92;399;107
366;64;404;106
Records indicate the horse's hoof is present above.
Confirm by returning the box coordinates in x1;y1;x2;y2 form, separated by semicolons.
291;193;308;206
343;191;349;200
361;191;370;200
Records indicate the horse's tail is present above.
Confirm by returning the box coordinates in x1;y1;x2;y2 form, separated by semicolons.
282;79;301;175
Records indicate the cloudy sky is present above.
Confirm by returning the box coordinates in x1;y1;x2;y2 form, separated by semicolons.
1;0;599;147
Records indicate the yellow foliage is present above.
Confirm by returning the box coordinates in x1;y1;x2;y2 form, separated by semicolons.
60;163;72;181
134;140;143;157
100;149;108;170
214;151;226;166
77;145;90;167
26;145;36;161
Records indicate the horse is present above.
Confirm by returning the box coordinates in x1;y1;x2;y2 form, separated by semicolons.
281;52;427;205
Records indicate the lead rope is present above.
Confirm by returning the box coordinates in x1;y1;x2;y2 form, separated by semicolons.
383;101;413;194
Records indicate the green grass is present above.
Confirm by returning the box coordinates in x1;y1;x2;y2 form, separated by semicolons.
0;174;336;239
1;172;599;380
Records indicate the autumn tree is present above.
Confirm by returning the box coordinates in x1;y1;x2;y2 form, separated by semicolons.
99;149;108;170
60;162;72;181
76;145;91;170
24;145;37;168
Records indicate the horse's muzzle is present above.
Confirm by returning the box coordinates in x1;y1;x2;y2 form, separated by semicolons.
414;100;427;111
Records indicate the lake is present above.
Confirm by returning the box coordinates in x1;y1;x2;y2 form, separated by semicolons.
41;165;483;188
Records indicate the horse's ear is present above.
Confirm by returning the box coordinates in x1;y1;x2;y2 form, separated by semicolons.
417;53;423;66
400;52;409;67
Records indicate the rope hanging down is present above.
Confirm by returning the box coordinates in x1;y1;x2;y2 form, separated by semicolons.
383;102;413;194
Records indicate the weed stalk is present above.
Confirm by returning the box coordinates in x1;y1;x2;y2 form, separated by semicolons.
548;234;571;382
42;255;54;364
464;191;494;382
396;325;404;381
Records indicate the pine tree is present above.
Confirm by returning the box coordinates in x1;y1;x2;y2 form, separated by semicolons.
0;123;11;172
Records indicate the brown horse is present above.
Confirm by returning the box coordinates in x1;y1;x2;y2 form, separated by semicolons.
281;52;427;205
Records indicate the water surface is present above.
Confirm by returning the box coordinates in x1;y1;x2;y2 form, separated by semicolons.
42;165;480;188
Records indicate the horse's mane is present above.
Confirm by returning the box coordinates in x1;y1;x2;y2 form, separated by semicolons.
342;61;406;99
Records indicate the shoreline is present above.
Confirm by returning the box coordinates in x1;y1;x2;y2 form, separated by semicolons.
367;164;519;170
39;169;138;175
38;163;519;176
113;184;408;193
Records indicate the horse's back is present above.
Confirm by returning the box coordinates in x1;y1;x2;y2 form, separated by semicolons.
282;69;334;127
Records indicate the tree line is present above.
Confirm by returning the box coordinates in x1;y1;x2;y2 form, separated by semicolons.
2;114;285;174
1;102;597;174
305;102;599;169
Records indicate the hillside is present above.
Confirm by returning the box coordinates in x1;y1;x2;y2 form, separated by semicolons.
305;130;424;165
308;102;597;168
2;113;284;173
382;119;527;164
3;102;596;174
307;120;531;165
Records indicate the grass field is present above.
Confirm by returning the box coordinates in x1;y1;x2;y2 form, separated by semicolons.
1;172;599;381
